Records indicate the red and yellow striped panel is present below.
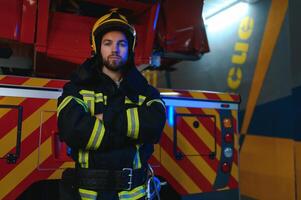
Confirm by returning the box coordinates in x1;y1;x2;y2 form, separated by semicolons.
0;76;73;200
0;76;239;198
151;90;239;195
0;75;67;89
159;88;240;103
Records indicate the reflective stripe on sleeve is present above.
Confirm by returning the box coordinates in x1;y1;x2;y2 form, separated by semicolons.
80;90;95;115
57;96;88;116
146;99;166;109
86;119;105;150
78;149;89;168
126;107;139;139
125;95;146;106
118;185;146;200
79;188;97;200
95;92;103;103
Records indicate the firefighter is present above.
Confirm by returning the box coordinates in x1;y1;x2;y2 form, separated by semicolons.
57;9;166;200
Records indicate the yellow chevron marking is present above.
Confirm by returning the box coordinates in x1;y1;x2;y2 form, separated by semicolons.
0;100;56;157
216;93;234;102
0;97;25;118
153;145;201;193
176;108;217;152
188;90;236;103
48;162;75;180
164;124;216;184
0;78;50;118
231;110;239;181
241;0;288;134
0;138;52;199
231;161;239;181
188;91;207;100
22;77;49;87
174;107;239;181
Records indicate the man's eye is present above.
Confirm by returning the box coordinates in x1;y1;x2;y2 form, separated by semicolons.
103;41;111;46
119;42;128;47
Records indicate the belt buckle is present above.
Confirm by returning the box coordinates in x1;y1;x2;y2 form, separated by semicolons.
122;168;133;191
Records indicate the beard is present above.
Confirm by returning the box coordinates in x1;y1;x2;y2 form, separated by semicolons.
102;56;127;72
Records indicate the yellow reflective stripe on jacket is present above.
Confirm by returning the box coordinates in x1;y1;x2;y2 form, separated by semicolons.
125;95;146;106
78;149;89;168
57;96;88;116
80;90;95;115
118;185;146;200
95;93;107;104
146;99;166;109
103;95;107;105
86;119;105;150
79;188;97;200
133;145;142;169
126;107;139;139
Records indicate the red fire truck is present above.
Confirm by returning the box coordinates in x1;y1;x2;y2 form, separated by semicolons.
0;1;240;199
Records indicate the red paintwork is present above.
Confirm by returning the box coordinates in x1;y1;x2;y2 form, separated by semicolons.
20;0;37;44
86;0;151;11
46;12;93;64
157;0;209;54
0;0;208;75
36;0;50;52
0;0;22;41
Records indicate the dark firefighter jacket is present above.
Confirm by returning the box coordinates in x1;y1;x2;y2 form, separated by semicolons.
57;57;166;200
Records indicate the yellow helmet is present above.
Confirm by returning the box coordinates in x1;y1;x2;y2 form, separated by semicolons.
91;9;136;55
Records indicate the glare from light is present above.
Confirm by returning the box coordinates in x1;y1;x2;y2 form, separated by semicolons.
205;2;249;33
160;92;180;96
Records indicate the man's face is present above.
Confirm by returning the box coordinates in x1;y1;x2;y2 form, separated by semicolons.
100;31;129;72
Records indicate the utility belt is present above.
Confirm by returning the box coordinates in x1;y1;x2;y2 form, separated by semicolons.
61;168;148;191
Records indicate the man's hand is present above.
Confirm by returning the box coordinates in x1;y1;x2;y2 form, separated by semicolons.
95;113;103;121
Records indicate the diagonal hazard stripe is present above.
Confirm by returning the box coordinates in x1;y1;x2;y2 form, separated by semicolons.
0;113;57;180
176;104;239;182
48;162;75;179
174;114;239;186
185;108;238;180
0;98;48;139
0;97;25;118
3;156;59;200
241;0;288;134
2;143;69;200
0;100;57;158
231;110;239;165
44;79;67;89
0;76;28;85
160;133;212;191
154;140;202;193
181;91;239;169
164;124;216;184
0;138;52;200
216;93;236;102
21;77;50;87
0;77;51;119
0;76;5;81
184;107;222;147
176;107;219;153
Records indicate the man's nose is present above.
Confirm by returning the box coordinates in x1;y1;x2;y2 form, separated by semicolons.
112;43;119;53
